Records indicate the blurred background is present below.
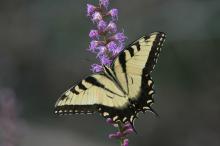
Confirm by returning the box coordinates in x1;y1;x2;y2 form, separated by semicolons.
0;0;220;146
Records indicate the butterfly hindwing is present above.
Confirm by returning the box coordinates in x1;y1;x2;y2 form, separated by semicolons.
54;74;137;122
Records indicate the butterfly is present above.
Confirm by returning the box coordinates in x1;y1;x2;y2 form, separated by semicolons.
54;32;166;127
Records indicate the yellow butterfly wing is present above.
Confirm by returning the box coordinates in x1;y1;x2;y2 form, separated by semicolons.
54;32;166;124
111;32;166;115
54;74;137;122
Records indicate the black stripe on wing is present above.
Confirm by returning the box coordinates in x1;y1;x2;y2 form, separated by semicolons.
85;76;124;97
143;32;166;74
117;51;130;93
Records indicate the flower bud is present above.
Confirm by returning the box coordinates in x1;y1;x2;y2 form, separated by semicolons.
87;4;96;16
99;0;109;9
92;12;103;22
108;8;118;20
89;30;99;39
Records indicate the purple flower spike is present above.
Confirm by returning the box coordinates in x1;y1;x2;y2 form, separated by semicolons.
122;139;129;146
98;20;107;32
91;64;103;73
89;30;99;39
92;12;103;22
99;0;109;9
106;21;117;33
87;4;96;16
108;8;118;20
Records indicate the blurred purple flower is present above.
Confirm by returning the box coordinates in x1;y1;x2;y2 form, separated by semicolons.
0;89;20;146
98;20;107;32
89;40;101;52
99;0;109;9
122;139;129;146
123;122;133;130
87;4;96;16
108;131;123;139
114;44;124;56
89;29;100;39
107;41;124;56
92;12;103;22
123;128;134;135
96;46;107;58
106;118;114;124
106;21;117;33
107;41;117;52
99;55;112;65
91;64;103;73
108;8;118;20
111;32;127;43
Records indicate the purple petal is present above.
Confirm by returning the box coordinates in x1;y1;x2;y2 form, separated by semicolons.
122;139;129;146
98;55;112;65
97;20;107;32
106;21;117;33
99;0;109;9
87;4;96;16
107;41;117;52
92;12;103;23
91;64;103;73
123;128;134;135
112;32;127;43
89;40;100;52
89;29;99;39
123;122;133;130
111;43;124;56
108;133;114;139
108;132;123;139
96;46;107;56
108;8;118;20
106;118;114;124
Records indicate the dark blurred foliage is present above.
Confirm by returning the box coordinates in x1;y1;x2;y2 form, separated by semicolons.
0;0;220;146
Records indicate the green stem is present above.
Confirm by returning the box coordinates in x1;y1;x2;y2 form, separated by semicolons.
117;121;125;146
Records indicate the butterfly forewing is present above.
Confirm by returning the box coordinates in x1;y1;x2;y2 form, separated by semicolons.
112;32;166;115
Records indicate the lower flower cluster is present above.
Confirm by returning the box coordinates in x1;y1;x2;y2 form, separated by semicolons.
107;118;134;146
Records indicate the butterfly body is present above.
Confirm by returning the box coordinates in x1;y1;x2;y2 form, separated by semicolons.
54;32;166;125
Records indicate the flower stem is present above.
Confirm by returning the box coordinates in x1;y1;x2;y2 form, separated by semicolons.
117;121;125;146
